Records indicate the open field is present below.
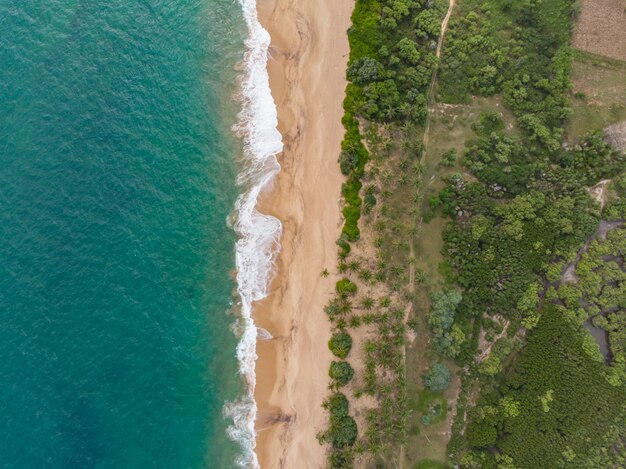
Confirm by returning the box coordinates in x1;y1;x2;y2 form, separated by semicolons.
572;0;626;61
567;50;626;143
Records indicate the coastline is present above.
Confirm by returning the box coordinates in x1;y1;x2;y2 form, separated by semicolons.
252;0;353;467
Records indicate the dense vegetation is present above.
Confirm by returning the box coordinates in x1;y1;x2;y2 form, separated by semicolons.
322;0;626;467
432;0;626;466
553;226;626;385
463;307;625;468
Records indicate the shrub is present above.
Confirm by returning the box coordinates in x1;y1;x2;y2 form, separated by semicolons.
473;111;505;135
347;57;384;85
336;278;358;295
339;150;359;175
328;332;353;358
337;235;351;257
329;448;354;468
364;186;377;213
423;363;452;392
324;392;350;417
329;361;355;386
413;459;445;469
328;415;358;448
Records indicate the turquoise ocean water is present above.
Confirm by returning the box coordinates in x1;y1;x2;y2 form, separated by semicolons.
0;0;256;467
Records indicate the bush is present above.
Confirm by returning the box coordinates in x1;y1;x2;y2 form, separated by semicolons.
341;177;363;241
324;393;350;417
347;57;384;85
337;235;351;257
473;111;505;135
329;361;355;387
364;186;377;213
329;331;353;358
328;415;358;448
336;278;358;295
423;363;452;392
339;150;359;175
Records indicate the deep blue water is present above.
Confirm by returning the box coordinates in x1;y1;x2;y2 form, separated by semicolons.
0;1;247;467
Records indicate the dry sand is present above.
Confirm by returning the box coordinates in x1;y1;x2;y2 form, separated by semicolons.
252;0;354;467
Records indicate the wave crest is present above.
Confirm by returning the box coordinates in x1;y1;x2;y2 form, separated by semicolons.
223;1;283;467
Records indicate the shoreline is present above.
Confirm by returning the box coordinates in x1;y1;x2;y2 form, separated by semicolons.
252;0;353;467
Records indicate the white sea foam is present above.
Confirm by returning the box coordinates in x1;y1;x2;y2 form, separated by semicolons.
223;0;283;467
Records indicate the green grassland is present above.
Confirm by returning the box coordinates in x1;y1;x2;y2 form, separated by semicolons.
567;50;626;142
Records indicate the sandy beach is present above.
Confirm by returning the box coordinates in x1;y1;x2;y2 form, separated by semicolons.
252;0;353;467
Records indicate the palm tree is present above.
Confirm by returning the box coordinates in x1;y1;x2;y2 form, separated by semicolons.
320;268;330;278
359;269;373;282
412;162;424;176
361;296;375;310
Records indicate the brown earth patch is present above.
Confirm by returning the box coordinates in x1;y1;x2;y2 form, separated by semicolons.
605;121;626;151
572;0;626;61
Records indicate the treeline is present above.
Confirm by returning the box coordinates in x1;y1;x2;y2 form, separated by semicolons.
340;0;445;243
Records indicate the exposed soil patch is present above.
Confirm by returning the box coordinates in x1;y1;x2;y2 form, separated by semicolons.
572;0;626;61
476;316;510;364
587;179;612;209
605;121;626;151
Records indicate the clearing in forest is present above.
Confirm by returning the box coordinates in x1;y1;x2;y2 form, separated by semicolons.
567;51;626;143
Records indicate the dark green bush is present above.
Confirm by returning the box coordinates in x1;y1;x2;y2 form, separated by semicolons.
328;331;353;358
329;415;358;448
329;361;355;387
466;420;497;448
329;448;354;468
440;149;457;167
363;186;377;213
337;235;351;257
324;392;350;417
339;150;359;176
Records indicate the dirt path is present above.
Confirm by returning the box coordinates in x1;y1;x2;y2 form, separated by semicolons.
409;0;455;288
403;1;455;466
476;319;510;363
587;179;612;209
436;0;455;58
422;0;455;151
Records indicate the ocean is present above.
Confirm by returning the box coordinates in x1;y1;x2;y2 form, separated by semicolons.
0;0;281;467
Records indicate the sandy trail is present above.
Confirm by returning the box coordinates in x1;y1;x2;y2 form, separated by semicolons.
252;0;354;467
